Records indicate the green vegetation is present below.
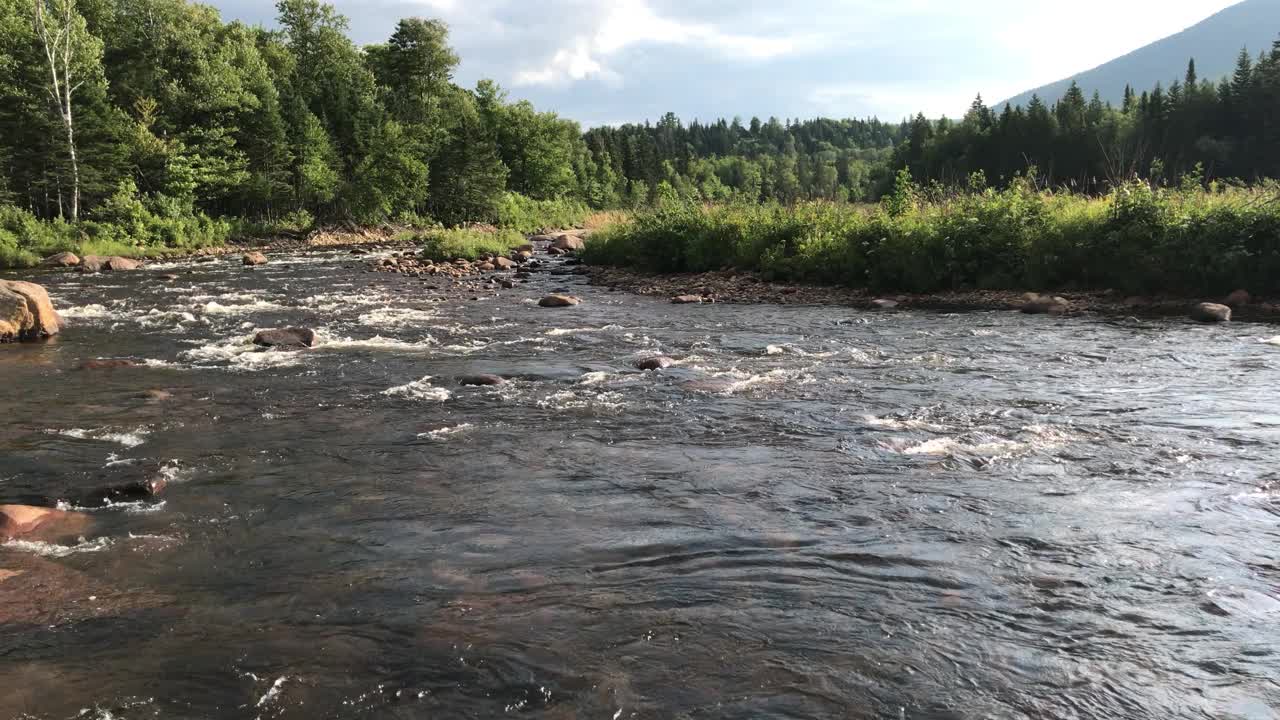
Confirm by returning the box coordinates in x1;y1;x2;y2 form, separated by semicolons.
409;227;525;262
493;193;590;235
584;174;1280;296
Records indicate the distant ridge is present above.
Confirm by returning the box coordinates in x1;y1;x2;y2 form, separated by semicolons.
1002;0;1280;108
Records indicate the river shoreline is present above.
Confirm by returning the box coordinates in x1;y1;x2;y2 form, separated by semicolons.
582;264;1280;323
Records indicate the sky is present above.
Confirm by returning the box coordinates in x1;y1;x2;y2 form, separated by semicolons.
207;0;1241;127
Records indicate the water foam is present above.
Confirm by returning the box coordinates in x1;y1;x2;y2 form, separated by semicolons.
3;536;114;557
52;427;150;448
417;423;475;440
383;376;451;402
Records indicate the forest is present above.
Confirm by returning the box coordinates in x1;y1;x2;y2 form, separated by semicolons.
1;0;1279;275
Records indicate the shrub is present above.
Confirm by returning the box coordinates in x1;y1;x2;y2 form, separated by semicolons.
413;226;525;261
495;192;589;234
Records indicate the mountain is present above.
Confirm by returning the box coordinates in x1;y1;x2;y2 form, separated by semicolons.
1002;0;1280;108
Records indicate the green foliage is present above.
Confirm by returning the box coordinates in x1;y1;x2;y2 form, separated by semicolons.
411;226;523;261
584;182;1280;295
494;192;589;234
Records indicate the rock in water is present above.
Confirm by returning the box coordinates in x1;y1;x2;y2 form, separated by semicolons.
551;235;585;252
539;294;581;308
459;374;506;387
0;505;91;541
1224;289;1251;308
493;257;515;270
253;327;317;348
871;298;900;309
42;251;80;267
1020;293;1069;315
672;295;705;305
636;356;674;371
243;251;269;266
1191;302;1231;323
0;281;61;342
81;255;141;273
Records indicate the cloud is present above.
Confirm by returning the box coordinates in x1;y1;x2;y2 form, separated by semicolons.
207;0;1242;126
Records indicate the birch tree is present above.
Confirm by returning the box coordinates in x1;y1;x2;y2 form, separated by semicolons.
31;0;99;222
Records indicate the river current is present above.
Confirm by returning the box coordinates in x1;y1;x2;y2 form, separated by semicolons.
2;250;1279;719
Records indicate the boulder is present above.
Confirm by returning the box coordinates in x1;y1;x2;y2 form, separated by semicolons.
1224;289;1251;308
512;243;535;254
1191;302;1231;323
529;234;556;244
42;251;80;267
539;294;581;308
547;246;565;256
551;235;585;252
500;279;517;289
477;262;496;272
0;280;61;342
459;374;506;387
72;476;168;509
636;356;674;371
105;256;141;272
493;257;515;270
672;295;705;305
243;251;269;266
871;298;900;309
1020;293;1069;315
253;327;317;348
0;505;91;541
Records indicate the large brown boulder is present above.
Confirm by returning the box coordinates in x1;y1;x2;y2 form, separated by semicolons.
1191;302;1231;323
243;251;269;266
539;294;581;308
492;256;515;270
42;251;80;267
0;505;91;541
0;280;61;342
253;327;316;348
80;255;140;273
551;235;585;252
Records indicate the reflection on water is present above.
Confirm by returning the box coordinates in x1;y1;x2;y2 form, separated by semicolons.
2;252;1279;719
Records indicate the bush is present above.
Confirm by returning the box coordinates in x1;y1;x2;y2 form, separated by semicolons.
583;180;1280;296
494;192;589;234
412;226;525;261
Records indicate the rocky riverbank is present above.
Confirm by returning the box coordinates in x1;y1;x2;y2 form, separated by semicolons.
582;266;1280;323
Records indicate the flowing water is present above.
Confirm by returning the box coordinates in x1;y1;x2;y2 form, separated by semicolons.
2;251;1279;719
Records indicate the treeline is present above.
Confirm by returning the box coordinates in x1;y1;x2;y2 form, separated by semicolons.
583;115;899;205
0;0;595;243
896;44;1280;190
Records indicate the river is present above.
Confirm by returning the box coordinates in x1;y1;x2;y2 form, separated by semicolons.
2;250;1279;719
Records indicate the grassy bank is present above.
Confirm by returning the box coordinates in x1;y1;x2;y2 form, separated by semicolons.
583;177;1280;297
405;227;526;261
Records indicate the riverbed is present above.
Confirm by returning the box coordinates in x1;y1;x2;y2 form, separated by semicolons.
2;250;1279;719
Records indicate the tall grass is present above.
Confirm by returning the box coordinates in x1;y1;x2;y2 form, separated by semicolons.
583;178;1280;296
494;192;590;234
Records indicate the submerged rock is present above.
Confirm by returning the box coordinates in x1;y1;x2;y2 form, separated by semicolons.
253;327;317;348
871;298;900;309
1191;302;1231;323
79;358;143;370
459;374;505;387
243;251;269;266
0;504;91;541
0;280;61;342
636;356;674;371
70;476;168;509
539;294;581;308
42;251;80;267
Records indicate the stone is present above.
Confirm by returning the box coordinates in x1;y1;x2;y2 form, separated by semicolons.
459;374;506;387
539;294;581;308
636;356;674;371
0;505;91;541
477;262;496;272
140;389;174;402
493;257;515;270
501;280;517;289
551;235;585;252
0;281;61;342
672;295;705;304
253;327;317;348
547;246;565;256
1020;293;1069;315
42;251;80;267
73;476;168;508
158;274;179;281
78;359;143;370
243;251;269;266
1190;302;1231;323
1224;289;1251;308
105;256;141;272
871;298;900;309
512;243;535;254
